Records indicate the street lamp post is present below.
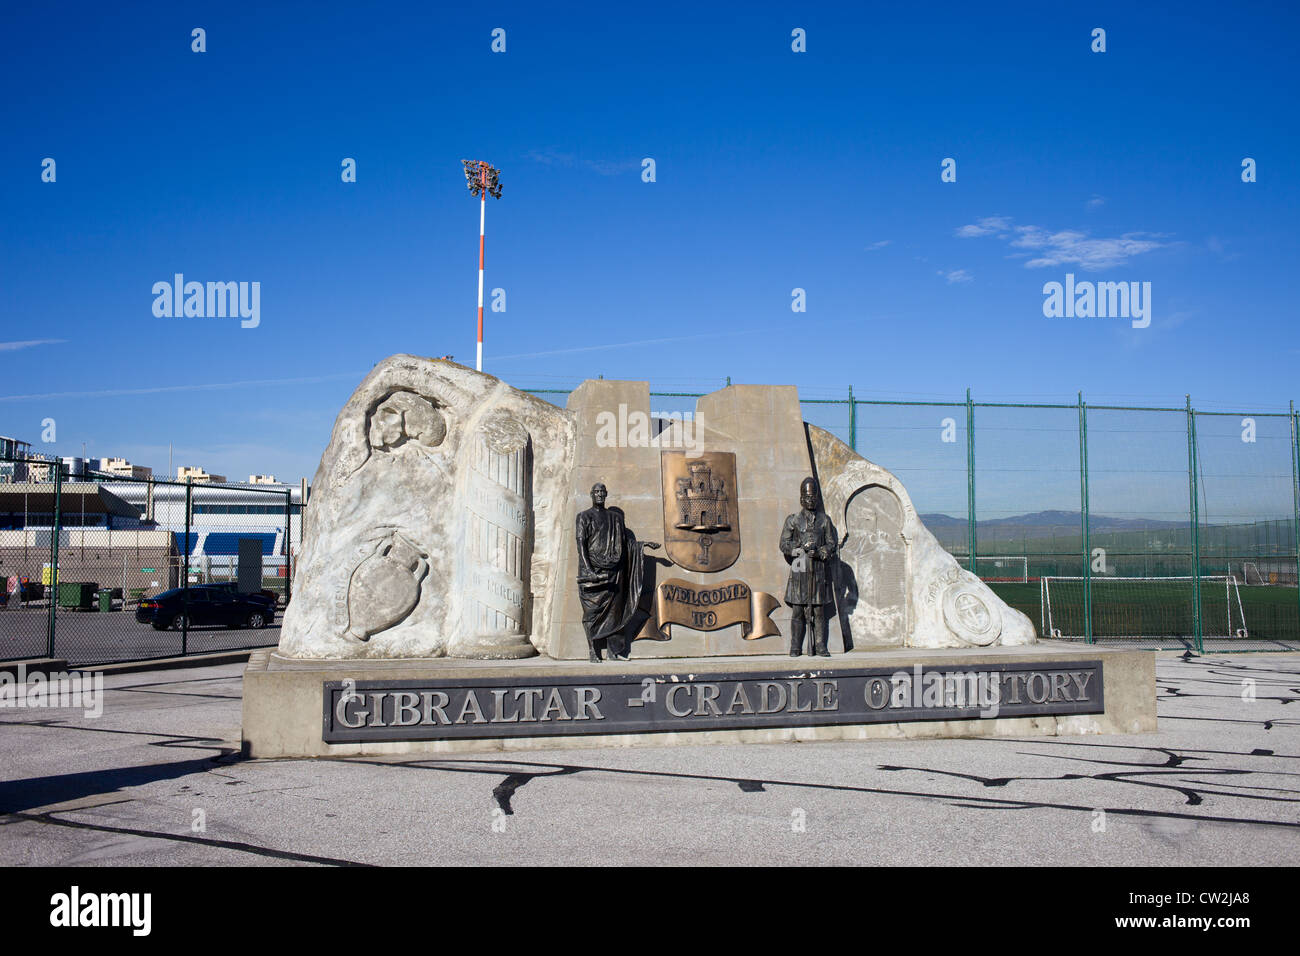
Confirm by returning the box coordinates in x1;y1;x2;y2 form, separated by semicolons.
461;160;502;372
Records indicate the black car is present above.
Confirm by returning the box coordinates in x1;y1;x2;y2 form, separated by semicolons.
135;584;276;631
203;580;282;606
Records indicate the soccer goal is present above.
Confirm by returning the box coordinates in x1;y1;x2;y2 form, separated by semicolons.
1039;575;1248;641
963;555;1029;583
1241;562;1266;586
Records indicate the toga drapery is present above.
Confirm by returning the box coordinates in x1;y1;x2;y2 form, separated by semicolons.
575;505;648;643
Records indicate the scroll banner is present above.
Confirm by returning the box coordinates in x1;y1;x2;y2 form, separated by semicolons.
644;578;781;641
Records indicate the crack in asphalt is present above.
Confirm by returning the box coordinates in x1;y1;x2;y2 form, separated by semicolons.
0;718;232;747
9;810;372;866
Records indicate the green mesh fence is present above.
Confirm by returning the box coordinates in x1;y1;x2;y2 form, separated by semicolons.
1191;411;1300;649
4;391;1297;662
966;403;1085;630
1066;406;1197;647
518;388;1296;652
850;401;969;551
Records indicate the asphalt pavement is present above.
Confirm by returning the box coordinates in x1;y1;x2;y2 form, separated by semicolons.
0;654;1296;866
0;606;277;665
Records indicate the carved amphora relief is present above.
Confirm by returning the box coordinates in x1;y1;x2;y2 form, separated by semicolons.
340;530;430;642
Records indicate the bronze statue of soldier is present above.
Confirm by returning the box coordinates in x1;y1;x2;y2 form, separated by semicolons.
575;483;661;662
779;477;837;657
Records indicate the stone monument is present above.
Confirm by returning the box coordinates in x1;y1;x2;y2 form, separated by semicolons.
244;355;1154;757
277;356;574;660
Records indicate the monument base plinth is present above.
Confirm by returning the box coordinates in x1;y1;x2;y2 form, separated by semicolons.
242;641;1155;758
446;633;539;660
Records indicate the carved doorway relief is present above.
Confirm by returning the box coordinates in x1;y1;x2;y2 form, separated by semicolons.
842;485;909;645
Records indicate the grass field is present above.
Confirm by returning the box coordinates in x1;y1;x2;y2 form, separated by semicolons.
987;581;1300;642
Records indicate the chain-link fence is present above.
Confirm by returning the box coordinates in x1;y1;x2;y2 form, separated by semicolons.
525;388;1299;653
0;458;298;666
4;389;1297;662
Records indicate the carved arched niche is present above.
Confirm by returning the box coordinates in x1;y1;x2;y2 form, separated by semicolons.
838;484;911;646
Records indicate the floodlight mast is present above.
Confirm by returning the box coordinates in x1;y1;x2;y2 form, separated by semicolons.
462;160;502;371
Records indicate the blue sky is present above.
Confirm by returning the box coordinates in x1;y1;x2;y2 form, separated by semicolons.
2;0;1297;505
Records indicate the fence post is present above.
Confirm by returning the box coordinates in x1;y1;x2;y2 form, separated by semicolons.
182;477;192;655
966;388;976;573
284;488;292;604
47;464;62;658
848;385;856;453
1292;401;1299;630
1186;396;1203;654
1078;392;1092;643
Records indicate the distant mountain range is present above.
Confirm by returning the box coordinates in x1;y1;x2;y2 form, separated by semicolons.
920;510;1190;536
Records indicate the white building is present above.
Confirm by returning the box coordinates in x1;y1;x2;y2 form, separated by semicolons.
0;436;33;483
98;457;153;480
104;478;305;578
176;466;226;483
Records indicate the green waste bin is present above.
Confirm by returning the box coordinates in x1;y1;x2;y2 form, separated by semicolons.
98;589;113;612
57;582;98;610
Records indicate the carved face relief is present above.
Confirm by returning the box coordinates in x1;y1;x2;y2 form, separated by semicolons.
368;391;447;452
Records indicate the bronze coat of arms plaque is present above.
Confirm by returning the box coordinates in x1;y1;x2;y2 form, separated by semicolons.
660;451;741;573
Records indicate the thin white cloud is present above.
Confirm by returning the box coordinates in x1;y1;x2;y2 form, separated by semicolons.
526;149;639;177
492;330;752;361
954;216;1012;239
939;269;973;284
865;239;892;251
1087;195;1106;208
1011;226;1167;270
957;216;1170;271
0;372;363;402
1206;236;1243;262
0;338;66;352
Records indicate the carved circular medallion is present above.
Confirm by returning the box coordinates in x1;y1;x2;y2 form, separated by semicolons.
481;415;529;454
941;581;1002;646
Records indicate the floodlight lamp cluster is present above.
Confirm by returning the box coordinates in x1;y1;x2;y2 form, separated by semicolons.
462;159;503;199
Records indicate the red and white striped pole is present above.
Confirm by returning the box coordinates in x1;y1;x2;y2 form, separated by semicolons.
476;172;486;371
462;159;501;372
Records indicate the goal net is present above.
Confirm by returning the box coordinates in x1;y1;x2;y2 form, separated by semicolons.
1240;561;1299;586
1241;562;1265;586
1040;575;1248;640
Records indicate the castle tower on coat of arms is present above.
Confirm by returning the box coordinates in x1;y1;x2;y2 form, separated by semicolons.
675;460;731;532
